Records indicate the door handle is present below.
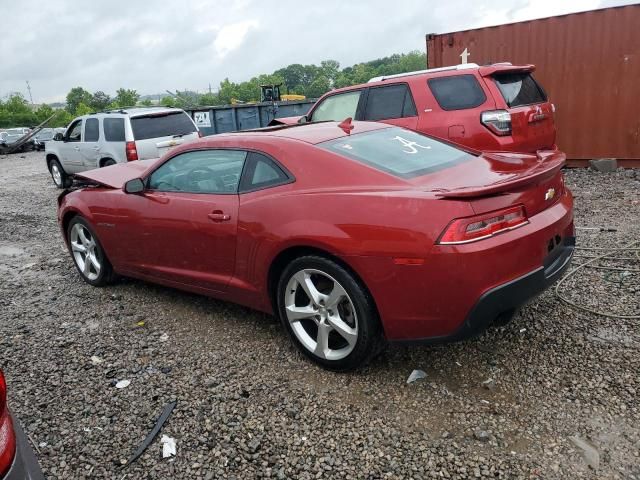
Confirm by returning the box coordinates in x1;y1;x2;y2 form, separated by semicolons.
208;211;231;222
74;146;80;150
92;146;100;150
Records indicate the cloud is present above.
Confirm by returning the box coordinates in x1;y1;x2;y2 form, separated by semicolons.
0;0;636;103
214;20;259;58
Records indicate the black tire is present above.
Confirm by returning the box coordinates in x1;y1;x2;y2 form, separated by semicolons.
49;158;71;188
67;216;115;287
101;159;116;167
277;255;383;371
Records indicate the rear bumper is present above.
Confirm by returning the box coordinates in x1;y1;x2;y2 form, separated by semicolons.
4;414;45;480
395;236;575;345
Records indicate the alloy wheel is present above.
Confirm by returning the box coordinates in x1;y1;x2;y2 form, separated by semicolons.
70;223;101;281
284;269;358;361
51;164;62;186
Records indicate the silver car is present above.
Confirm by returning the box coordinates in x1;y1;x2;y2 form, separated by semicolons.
45;107;200;188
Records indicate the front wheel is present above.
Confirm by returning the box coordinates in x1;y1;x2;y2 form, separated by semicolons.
67;216;115;286
277;255;382;371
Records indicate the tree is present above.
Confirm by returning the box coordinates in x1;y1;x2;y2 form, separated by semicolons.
66;87;91;114
90;91;112;111
139;99;153;107
198;93;218;106
159;96;175;107
75;102;92;116
114;88;139;107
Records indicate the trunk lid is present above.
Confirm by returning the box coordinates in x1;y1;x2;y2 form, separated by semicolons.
75;159;158;189
414;150;566;217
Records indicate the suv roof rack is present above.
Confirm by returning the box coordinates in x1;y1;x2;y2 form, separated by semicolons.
368;63;482;83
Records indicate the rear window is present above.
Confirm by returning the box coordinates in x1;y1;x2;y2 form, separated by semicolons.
428;74;486;111
130;111;196;140
493;72;547;107
104;118;125;142
319;127;471;179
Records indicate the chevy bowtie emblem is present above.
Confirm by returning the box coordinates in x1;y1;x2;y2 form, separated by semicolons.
168;140;177;146
545;188;556;201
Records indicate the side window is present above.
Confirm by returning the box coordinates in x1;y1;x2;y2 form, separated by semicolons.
239;152;291;192
364;84;417;121
310;91;361;122
84;118;99;142
104;118;126;142
427;74;487;111
148;149;247;194
66;120;83;142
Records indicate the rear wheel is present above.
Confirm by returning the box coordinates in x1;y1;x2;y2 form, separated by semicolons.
67;217;115;286
101;159;116;167
49;158;71;188
277;255;382;371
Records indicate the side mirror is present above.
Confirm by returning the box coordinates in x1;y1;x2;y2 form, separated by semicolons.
53;133;64;141
298;115;309;124
124;178;145;194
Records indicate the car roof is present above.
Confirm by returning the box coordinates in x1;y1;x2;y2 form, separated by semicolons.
318;62;535;95
82;107;185;118
215;120;391;145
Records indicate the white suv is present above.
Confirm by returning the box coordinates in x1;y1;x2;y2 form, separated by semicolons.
45;107;200;188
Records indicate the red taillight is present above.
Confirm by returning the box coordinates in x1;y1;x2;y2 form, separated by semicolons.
125;141;138;161
0;372;16;477
438;205;528;245
481;110;512;136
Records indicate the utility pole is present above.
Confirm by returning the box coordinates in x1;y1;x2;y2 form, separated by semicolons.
208;83;212;94
25;80;33;104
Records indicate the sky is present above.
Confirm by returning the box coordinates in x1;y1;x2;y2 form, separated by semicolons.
2;0;637;103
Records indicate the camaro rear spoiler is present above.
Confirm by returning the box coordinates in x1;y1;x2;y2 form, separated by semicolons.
433;150;565;199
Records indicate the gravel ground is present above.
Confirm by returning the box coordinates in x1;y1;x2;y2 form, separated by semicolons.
0;151;638;480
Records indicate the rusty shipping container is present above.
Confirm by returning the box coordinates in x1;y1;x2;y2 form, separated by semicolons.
426;5;640;164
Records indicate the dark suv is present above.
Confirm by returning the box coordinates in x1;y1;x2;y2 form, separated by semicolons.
276;63;556;153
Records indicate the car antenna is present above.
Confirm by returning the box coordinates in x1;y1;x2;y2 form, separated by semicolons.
338;117;354;134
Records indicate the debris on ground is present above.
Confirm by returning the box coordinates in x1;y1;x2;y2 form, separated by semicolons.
123;401;177;467
115;380;131;389
569;436;600;469
161;435;177;459
406;369;427;384
90;355;103;365
482;378;496;390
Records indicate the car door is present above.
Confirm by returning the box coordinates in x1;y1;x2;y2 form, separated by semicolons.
362;83;419;130
78;117;101;169
58;119;84;172
115;148;246;293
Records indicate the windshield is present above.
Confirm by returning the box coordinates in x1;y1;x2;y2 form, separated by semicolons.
130;111;197;140
319;127;472;178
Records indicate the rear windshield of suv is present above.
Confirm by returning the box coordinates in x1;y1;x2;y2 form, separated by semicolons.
319;127;471;179
130;111;196;140
493;72;547;107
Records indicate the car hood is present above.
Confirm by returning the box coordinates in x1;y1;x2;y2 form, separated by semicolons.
76;159;159;188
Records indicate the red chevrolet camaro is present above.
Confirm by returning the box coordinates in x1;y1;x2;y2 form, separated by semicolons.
57;121;574;370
